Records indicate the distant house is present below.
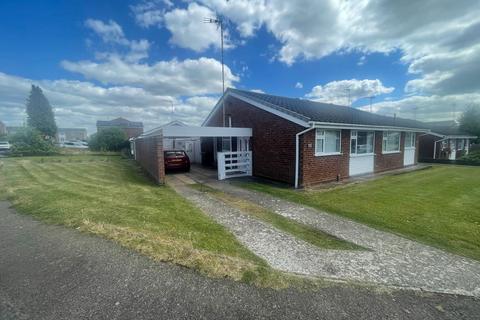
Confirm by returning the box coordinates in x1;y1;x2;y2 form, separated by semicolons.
418;120;477;161
56;128;88;143
96;117;143;139
0;121;6;136
6;126;23;136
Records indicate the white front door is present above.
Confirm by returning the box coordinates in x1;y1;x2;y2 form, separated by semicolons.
449;140;456;160
349;131;375;176
403;132;416;166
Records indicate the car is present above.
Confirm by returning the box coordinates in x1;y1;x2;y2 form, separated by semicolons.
0;141;11;151
164;150;190;172
60;141;89;149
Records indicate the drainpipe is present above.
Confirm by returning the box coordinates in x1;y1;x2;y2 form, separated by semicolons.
295;127;315;189
433;137;447;159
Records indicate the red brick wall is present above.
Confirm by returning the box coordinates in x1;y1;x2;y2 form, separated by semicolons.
134;135;165;184
124;127;144;139
374;131;405;172
299;129;350;186
204;96;305;184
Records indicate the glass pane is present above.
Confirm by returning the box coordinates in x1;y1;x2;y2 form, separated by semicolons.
316;138;324;153
350;137;356;154
386;132;400;151
325;130;340;153
367;132;374;153
356;131;374;154
222;137;231;151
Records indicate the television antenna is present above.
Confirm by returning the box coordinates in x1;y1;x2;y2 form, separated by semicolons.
368;96;375;113
204;15;226;127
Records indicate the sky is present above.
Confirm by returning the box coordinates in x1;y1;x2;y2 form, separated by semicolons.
0;0;479;134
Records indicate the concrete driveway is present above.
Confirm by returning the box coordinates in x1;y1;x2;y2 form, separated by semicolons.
1;201;479;320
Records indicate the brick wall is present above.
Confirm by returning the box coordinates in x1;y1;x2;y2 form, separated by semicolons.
124;127;144;139
204;96;304;184
134;135;165;184
299;129;350;186
374;131;405;172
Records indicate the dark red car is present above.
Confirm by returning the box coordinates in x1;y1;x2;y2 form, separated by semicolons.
164;150;190;172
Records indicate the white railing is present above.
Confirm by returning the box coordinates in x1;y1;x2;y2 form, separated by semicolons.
217;151;252;180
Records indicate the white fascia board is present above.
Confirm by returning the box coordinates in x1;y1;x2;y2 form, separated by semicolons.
309;121;429;132
445;135;478;139
202;90;310;128
163;126;252;137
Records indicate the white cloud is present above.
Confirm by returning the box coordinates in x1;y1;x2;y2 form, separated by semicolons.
295;82;303;89
163;3;225;52
359;94;480;122
130;1;166;28
0;72;219;133
250;89;265;93
61;56;238;96
306;79;394;106
84;19;151;62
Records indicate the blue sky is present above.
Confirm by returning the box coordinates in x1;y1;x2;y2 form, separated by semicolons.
0;0;478;133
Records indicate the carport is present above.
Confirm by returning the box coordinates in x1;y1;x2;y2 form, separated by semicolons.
132;126;252;184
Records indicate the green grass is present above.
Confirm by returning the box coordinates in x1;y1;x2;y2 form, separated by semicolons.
237;166;480;261
190;184;360;251
0;155;281;284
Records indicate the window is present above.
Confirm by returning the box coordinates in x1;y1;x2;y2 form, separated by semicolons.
315;129;341;155
457;139;464;150
405;132;416;148
221;137;231;151
350;131;374;155
382;131;400;153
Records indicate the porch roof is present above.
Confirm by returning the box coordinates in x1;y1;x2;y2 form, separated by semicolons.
141;126;252;138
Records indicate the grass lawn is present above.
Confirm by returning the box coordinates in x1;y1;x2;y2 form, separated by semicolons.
190;184;360;251
237;166;480;261
0;155;292;286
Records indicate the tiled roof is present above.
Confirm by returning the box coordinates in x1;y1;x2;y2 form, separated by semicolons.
96;117;143;128
229;88;428;129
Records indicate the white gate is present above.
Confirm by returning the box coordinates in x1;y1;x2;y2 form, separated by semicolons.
217;151;252;180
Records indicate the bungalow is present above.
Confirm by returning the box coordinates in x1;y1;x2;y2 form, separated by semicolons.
133;88;428;188
202;89;428;187
418;120;477;161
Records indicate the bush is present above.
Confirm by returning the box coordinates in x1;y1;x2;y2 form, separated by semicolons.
89;127;129;152
9;127;58;156
461;150;480;164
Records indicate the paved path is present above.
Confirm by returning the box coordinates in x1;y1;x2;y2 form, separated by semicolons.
1;202;480;319
170;169;480;297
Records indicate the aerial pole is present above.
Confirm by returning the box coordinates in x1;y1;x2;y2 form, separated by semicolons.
204;15;226;127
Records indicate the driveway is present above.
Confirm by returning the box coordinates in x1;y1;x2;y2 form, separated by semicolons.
168;168;480;297
1;201;479;319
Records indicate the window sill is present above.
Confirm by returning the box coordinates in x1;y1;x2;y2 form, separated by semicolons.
404;147;416;150
350;153;375;157
315;152;342;157
382;150;401;154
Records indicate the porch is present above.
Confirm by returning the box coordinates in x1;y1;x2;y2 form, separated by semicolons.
132;126;253;184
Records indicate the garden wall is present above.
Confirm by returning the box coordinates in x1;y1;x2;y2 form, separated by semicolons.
134;135;165;184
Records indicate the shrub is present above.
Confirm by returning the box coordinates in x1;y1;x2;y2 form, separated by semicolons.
9;127;58;156
89;127;129;152
461;150;480;164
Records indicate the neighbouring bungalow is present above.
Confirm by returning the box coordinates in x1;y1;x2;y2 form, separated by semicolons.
56;128;88;143
418;120;477;161
202;89;428;187
97;117;144;139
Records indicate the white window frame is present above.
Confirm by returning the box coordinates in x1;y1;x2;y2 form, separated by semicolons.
382;131;401;154
315;129;341;156
405;132;416;149
350;130;375;157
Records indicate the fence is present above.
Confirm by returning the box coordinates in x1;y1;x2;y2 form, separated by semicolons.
217;151;252;180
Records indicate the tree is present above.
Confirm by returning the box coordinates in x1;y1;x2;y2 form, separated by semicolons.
459;106;480;143
26;85;57;138
88;127;128;151
9;127;57;156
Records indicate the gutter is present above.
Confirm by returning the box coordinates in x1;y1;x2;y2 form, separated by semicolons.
308;121;429;133
295;127;315;189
